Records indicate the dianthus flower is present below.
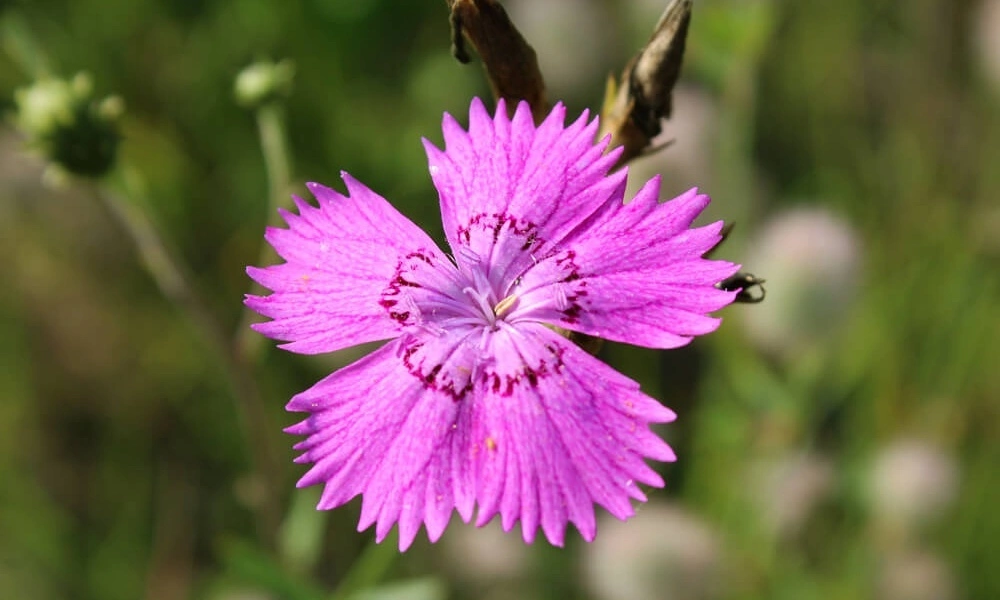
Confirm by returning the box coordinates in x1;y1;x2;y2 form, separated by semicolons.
247;98;739;550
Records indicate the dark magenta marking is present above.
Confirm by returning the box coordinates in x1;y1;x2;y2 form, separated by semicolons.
456;212;541;247
379;249;436;325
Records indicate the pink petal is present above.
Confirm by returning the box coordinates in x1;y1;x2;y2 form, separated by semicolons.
245;173;447;354
466;324;676;545
288;334;483;551
260;98;745;553
424;98;626;285
516;180;740;348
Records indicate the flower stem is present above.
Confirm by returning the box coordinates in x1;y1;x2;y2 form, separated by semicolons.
0;10;51;78
93;167;283;548
237;101;295;361
258;103;293;216
328;540;399;600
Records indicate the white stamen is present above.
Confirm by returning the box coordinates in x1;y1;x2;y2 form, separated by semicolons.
554;284;569;310
463;286;496;323
470;267;497;305
457;245;480;266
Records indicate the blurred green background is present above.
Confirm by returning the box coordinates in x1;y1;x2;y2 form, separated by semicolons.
1;0;997;599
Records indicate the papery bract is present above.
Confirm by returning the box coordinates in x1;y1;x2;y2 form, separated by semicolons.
247;98;739;550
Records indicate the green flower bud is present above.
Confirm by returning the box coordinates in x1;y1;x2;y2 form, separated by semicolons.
14;78;76;137
13;72;122;178
235;59;295;108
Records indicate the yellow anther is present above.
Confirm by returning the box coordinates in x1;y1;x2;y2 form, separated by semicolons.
493;294;518;318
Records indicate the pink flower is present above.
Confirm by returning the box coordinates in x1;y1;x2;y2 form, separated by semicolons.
247;98;739;550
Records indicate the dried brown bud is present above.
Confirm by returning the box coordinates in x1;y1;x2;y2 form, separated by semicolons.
447;0;549;123
600;0;692;169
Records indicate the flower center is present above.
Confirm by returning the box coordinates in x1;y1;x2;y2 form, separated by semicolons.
379;249;525;333
461;286;519;326
456;257;521;327
376;242;580;401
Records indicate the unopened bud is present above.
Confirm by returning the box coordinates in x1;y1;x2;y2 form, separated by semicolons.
14;78;75;137
13;72;122;177
600;0;692;166
234;59;294;108
98;96;125;121
70;72;94;98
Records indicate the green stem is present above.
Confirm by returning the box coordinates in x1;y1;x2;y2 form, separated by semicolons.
0;10;51;78
328;540;399;600
93;168;283;548
237;102;295;361
258;103;293;210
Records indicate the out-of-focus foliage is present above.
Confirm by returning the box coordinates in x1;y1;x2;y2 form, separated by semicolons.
0;0;996;599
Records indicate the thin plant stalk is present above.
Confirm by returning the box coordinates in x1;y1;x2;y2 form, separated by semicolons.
237;102;295;361
328;540;399;600
93;168;283;547
0;10;51;79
